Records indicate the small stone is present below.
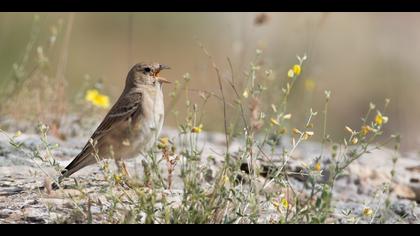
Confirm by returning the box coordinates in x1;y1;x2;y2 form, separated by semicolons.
394;184;416;200
391;202;411;217
204;169;213;182
390;200;419;223
406;165;420;173
23;199;39;206
40;198;73;209
23;208;47;223
0;209;14;219
0;186;23;196
407;182;420;202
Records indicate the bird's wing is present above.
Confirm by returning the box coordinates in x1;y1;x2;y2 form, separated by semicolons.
62;91;143;177
91;91;143;140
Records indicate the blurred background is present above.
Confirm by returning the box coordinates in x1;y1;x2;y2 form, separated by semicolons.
0;12;419;152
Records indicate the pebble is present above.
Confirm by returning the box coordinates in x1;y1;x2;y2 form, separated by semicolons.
0;186;23;196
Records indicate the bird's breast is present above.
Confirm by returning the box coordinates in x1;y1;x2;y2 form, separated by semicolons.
129;86;164;153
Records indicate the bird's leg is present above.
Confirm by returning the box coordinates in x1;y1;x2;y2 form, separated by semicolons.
115;159;144;189
115;159;131;178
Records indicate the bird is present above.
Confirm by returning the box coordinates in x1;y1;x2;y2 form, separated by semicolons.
54;63;170;188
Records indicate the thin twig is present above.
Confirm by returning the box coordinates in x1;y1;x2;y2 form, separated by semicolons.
227;57;249;132
197;41;230;152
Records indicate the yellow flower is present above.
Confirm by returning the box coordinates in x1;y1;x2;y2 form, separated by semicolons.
375;111;388;126
287;69;294;78
375;113;383;126
94;95;110;108
242;89;249;98
157;137;169;149
363;207;373;217
113;173;122;184
222;175;230;185
270;118;280;126
351;137;358;145
360;125;372;136
281;198;289;208
293;64;301;76
191;124;203;133
160;137;169;146
85;89;110;109
314;162;321;172
14;130;22;138
273;197;290;209
85;89;99;102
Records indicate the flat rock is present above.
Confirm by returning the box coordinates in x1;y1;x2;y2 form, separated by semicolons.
0;186;23;196
394;184;417;200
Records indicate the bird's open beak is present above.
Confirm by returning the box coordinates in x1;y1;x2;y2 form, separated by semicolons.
157;76;171;84
156;64;171;83
159;64;171;70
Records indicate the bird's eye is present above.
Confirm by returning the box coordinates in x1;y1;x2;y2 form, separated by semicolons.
144;67;151;73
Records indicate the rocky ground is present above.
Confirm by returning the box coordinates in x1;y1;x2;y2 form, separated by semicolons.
0;124;420;224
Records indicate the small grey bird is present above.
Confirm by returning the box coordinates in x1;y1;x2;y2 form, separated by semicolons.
57;63;170;185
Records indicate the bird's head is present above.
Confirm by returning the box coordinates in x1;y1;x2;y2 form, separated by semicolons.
128;62;171;87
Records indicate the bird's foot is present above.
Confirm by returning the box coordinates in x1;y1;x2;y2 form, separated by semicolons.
115;160;131;178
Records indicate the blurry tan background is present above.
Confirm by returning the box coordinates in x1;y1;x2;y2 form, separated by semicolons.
0;12;419;151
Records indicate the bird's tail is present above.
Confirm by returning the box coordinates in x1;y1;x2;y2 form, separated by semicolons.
64;150;98;176
52;148;97;189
